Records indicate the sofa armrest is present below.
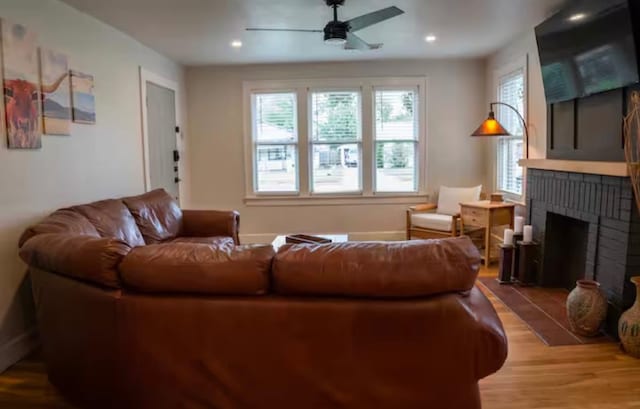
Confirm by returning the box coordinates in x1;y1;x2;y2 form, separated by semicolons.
464;287;509;379
19;233;130;288
181;210;240;244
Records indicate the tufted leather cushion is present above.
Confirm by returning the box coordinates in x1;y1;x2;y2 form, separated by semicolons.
119;243;274;295
73;199;145;247
273;236;481;298
123;189;183;244
19;209;100;247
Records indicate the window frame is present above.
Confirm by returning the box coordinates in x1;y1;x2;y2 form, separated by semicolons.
373;86;420;194
243;77;428;205
251;91;300;195
493;55;528;202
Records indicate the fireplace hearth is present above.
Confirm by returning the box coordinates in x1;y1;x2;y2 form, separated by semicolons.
527;168;640;336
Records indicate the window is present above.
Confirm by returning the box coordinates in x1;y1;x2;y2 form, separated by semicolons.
496;68;525;196
374;89;418;192
244;77;427;203
310;91;362;193
252;92;298;193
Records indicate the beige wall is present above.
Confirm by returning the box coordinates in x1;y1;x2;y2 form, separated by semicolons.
0;0;186;370
484;30;548;192
186;59;488;241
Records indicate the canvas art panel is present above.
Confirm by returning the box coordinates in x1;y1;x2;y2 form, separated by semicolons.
1;20;42;149
70;70;95;124
40;48;71;135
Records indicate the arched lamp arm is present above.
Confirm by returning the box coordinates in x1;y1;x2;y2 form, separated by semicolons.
490;102;529;159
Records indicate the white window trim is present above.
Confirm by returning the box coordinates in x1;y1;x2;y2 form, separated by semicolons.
492;55;528;202
242;77;428;205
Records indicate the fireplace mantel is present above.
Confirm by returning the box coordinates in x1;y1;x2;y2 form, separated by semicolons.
519;159;629;177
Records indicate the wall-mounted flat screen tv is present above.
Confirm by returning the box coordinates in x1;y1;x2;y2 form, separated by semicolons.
536;0;640;104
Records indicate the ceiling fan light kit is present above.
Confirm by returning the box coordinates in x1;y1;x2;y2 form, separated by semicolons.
246;0;404;51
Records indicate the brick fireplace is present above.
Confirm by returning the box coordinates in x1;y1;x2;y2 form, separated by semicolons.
526;166;640;335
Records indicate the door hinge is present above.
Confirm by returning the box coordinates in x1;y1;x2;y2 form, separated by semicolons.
175;126;180;133
173;150;180;162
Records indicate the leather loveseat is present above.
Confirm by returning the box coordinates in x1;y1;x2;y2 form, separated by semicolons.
18;189;508;409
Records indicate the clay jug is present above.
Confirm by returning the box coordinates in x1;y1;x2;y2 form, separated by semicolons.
566;280;607;337
619;276;640;358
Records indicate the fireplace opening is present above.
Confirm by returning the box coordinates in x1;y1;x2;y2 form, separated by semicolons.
543;213;589;291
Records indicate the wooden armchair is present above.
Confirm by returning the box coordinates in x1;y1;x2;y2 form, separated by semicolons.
406;186;482;240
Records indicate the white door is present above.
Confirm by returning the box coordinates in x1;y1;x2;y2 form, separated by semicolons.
146;81;179;200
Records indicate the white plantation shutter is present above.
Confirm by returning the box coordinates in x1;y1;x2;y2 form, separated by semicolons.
374;89;418;192
310;91;362;193
252;92;298;192
496;69;525;196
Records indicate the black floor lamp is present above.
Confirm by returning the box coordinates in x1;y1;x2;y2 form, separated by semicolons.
471;102;529;159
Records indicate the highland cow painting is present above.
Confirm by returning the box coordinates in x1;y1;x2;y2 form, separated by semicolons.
70;70;95;124
40;48;71;135
1;20;41;149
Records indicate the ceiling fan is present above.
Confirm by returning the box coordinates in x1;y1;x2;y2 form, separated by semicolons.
246;0;405;50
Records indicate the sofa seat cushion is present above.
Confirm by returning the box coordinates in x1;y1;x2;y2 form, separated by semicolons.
73;199;145;247
119;243;274;295
123;189;182;244
273;237;481;298
19;233;130;288
19;209;99;247
171;236;235;248
410;213;454;232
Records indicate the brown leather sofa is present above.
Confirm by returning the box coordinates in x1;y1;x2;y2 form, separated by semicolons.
18;189;508;409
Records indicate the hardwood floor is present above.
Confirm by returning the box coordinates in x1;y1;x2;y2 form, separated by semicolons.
0;268;639;408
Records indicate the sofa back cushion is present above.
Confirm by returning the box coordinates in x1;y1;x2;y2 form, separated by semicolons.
123;189;182;244
437;185;482;216
272;236;481;298
19;233;130;288
19;209;100;247
73;199;145;247
119;243;274;295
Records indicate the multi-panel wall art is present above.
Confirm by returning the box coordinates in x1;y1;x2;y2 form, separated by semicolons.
0;18;96;149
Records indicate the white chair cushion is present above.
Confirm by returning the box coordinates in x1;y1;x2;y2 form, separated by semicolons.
410;213;454;232
437;185;482;216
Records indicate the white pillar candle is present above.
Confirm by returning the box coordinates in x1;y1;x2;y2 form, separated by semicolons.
514;216;524;234
503;229;514;246
523;225;533;243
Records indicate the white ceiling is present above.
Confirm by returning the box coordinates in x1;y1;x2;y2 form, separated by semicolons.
61;0;568;66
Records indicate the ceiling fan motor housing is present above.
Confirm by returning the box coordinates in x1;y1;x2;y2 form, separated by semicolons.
324;20;348;43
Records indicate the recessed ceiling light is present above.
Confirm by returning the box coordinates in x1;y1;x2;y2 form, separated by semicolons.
568;13;586;22
425;35;437;43
231;40;243;48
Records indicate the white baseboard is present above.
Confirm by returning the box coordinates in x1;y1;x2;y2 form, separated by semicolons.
240;231;406;244
0;327;39;373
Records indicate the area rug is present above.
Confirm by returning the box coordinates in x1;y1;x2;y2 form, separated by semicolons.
477;277;612;346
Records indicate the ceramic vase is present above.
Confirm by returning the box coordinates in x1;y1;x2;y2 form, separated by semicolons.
619;276;640;358
566;280;607;337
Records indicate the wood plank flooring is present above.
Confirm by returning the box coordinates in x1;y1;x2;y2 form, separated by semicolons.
0;268;639;408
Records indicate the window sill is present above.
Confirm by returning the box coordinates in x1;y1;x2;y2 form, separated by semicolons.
244;194;428;207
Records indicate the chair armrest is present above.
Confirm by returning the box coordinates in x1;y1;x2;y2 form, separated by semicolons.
181;210;240;244
408;203;438;212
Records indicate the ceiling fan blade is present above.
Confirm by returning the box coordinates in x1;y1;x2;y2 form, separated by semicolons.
346;6;404;32
344;33;382;51
246;28;322;33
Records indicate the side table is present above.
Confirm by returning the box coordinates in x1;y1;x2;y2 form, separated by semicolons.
460;201;515;267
